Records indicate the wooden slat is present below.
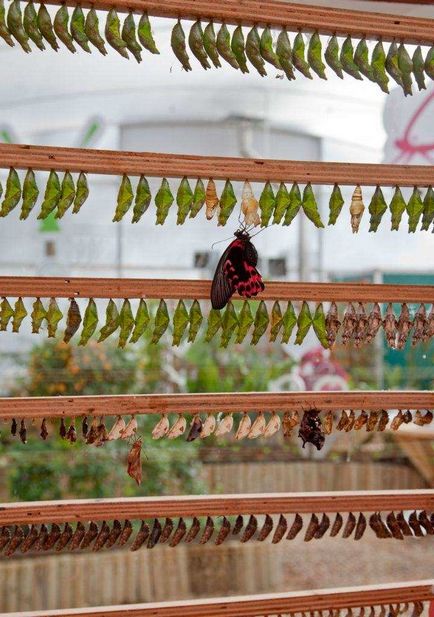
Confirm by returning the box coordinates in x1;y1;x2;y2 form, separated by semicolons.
24;0;434;44
0;277;433;303
1;581;433;617
0;490;432;525
0;391;432;420
0;144;433;187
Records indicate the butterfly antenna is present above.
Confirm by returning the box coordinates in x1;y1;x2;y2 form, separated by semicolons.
211;235;235;250
249;225;270;239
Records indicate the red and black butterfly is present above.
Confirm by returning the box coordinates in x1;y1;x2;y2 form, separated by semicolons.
211;229;265;310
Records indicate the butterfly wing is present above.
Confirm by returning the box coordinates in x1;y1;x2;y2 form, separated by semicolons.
211;238;264;310
211;240;239;310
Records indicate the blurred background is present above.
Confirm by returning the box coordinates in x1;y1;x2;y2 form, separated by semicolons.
0;0;433;612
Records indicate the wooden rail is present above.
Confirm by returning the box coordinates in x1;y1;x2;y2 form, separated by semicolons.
25;0;434;44
0;491;432;525
0;277;433;303
0;144;433;187
0;391;432;420
2;581;433;617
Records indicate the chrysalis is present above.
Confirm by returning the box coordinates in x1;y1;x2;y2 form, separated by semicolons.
46;297;63;338
308;31;326;80
218;180;237;226
295;301;313;345
235;412;251;440
231;25;248;73
216;23;239;70
251;301;269;345
130;299;150;344
105;8;129;58
172;299;189;346
248;412;266;438
54;5;76;53
292;32;312;79
259;181;276;227
152;414;169;439
23;1;45;51
78;298;98;346
171;20;191;71
371;40;389;93
38;170;61;219
8;0;31;52
122;12;142;63
151;299;170;343
190;179;206;218
84;8;106;55
56;172;76;219
73;172;89;214
260;26;280;69
246;26;266;76
350;185;365;233
176;177;193;225
37;3;58;51
283;182;302;226
188;299;203;343
98;299;120;342
118;299;135;348
325;35;343;79
113;174;134;222
167;414;186;439
70;5;91;53
276;29;295;80
203;22;220;68
241;180;260;227
155;178;174;225
63;298;82;343
188;20;210;70
340;36;362;80
205;178;219;220
328;184;344;226
137;12;159;54
12;297;27;333
1;168;21;217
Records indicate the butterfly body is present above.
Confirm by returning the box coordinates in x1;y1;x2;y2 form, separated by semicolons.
211;230;264;309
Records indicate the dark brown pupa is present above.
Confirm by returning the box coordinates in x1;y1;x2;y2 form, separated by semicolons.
130;521;150;551
93;521;111;551
330;512;343;537
199;516;215;545
232;514;244;535
354;513;367;540
0;526;11;552
169;518;187;547
408;511;424;537
118;520;133;547
4;526;24;557
43;523;61;551
105;520;123;549
386;512;404;540
185;517;201;543
272;514;288;544
33;524;48;552
342;512;356;538
80;521;99;550
287;513;303;540
418;510;434;535
396;511;413;537
257;514;274;542
56;523;74;552
147;519;162;549
304;514;319;542
20;525;39;553
240;515;257;543
314;513;330;539
186;415;203;441
215;517;231;545
159;518;174;544
70;522;86;550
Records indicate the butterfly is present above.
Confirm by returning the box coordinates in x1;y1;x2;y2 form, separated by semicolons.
211;229;265;310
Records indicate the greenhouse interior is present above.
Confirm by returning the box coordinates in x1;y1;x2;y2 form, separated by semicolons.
0;0;432;615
